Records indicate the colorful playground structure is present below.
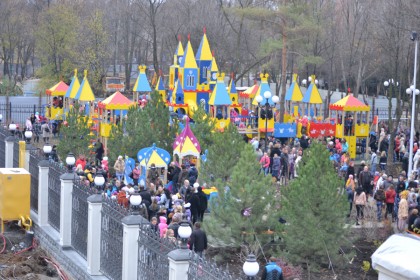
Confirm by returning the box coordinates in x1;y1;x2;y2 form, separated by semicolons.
43;28;373;159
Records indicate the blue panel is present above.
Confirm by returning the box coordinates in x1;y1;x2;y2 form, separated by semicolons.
196;92;210;112
183;69;198;91
273;123;297;138
197;60;211;84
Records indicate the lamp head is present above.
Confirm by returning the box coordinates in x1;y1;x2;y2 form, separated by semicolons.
65;153;76;166
178;221;192;239
384;81;389;87
24;130;33;139
94;173;105;187
129;192;142;206
410;85;415;91
243;254;259;277
43;144;52;154
301;79;307;85
271;95;280;103
255;95;263;104
411;31;418;41
263;91;272;99
8;123;16;131
308;76;312;82
406;88;412;94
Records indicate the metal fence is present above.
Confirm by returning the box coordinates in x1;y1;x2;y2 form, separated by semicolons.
187;253;235;280
100;198;129;280
29;149;43;212
13;138;19;168
0;103;44;126
137;222;177;280
48;162;65;232
0;128;7;168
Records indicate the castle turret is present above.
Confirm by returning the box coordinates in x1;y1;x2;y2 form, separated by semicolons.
169;36;184;90
195;28;213;86
209;51;219;91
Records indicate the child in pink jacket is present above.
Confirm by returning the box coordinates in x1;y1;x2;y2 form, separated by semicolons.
158;216;168;238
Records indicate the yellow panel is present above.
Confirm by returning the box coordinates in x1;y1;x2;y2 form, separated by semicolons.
19;141;25;168
258;118;274;132
297;122;302;138
344;136;357;159
215;118;230;131
100;123;112;137
51;107;63;120
0;168;31;221
335;124;343;138
355;124;369;137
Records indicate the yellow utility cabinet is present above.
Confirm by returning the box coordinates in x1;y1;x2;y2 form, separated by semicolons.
0;168;31;232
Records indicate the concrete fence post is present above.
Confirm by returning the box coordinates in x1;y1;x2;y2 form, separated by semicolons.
37;160;50;226
5;136;14;168
121;215;145;280
59;173;76;247
168;249;191;280
24;143;36;172
87;194;103;275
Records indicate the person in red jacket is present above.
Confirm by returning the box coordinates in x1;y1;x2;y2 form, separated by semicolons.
385;185;396;221
75;155;87;170
259;152;270;176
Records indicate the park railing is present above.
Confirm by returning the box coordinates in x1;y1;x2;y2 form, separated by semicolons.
47;161;65;232
29;149;43;212
137;222;177;280
0;128;7;168
71;180;96;260
100;197;129;280
188;252;235;280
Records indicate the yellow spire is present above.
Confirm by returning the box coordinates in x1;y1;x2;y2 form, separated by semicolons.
74;69;78;76
180;35;198;69
292;73;298;82
84;69;88;77
210;52;219;72
196;28;212;61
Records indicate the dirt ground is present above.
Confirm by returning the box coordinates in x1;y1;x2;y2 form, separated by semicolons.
0;224;64;280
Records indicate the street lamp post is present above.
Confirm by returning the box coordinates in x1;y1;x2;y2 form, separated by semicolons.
94;173;106;192
8;123;16;137
24;130;33;144
43;144;52;160
256;91;279;152
178;220;192;249
408;31;419;177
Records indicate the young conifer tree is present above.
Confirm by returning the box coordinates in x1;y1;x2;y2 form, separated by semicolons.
203;144;279;256
200;123;246;183
57;104;94;161
279;142;349;270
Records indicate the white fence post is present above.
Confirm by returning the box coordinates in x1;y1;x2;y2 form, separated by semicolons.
121;215;144;280
5;137;14;168
87;194;103;275
38;160;50;226
168;249;191;280
59;173;76;247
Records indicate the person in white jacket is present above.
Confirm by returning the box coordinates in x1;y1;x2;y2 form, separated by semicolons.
413;150;420;172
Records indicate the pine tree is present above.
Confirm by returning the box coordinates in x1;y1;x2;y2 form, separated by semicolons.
190;106;216;150
107;91;177;163
200;123;246;183
203;144;279;256
279;142;349;270
57;104;94;161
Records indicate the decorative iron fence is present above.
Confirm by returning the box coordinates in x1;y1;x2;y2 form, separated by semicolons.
48;162;65;232
29;149;43;212
137;222;177;280
71;181;96;260
187;253;235;280
0;103;44;126
13;138;19;168
100;198;129;280
0;128;7;168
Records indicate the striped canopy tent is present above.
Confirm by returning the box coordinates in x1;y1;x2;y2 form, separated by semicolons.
285;74;303;102
74;70;95;102
329;94;370;112
209;72;232;120
173;117;201;167
252;73;273;106
239;83;259;98
46;81;68;96
65;69;80;99
137;143;171;184
64;69;80;112
133;65;152;103
302;75;322;104
98;91;135;110
285;74;303;116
